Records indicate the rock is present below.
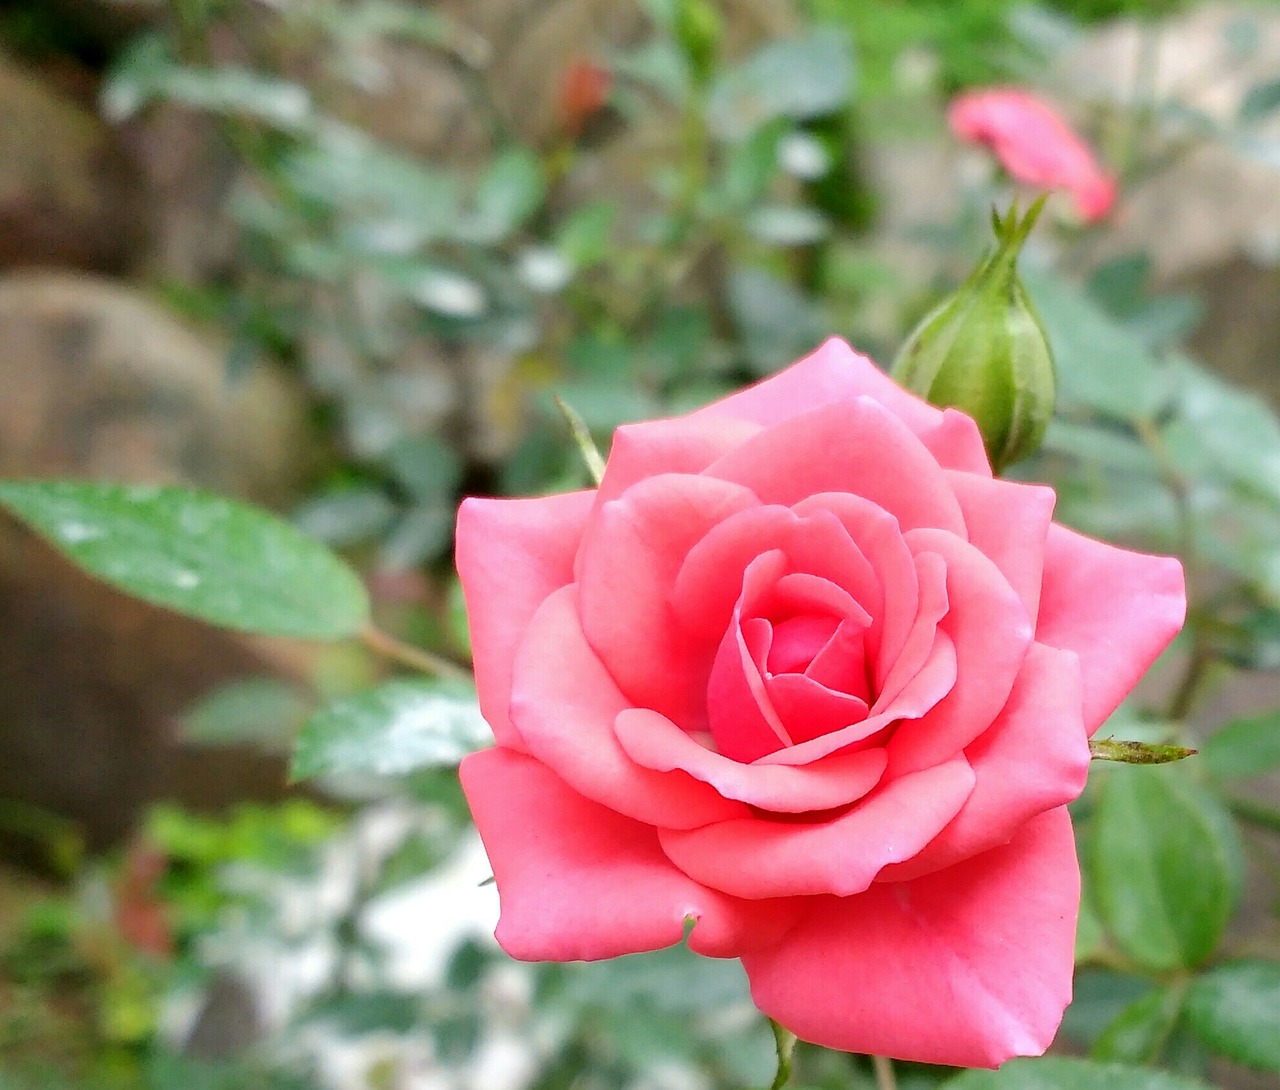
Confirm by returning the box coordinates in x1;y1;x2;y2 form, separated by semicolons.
0;271;308;500
0;272;314;849
0;54;146;272
1054;4;1280;402
1060;1;1280;280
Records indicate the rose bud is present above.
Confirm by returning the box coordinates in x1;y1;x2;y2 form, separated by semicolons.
891;198;1055;474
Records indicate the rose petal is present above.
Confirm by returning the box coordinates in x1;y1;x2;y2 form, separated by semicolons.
461;748;798;959
689;339;993;473
767;614;842;673
671;506;877;643
592;415;762;513
878;642;1088;880
887;529;1032;777
765;673;869;744
704;400;967;535
741;808;1079;1067
615;707;889;813
792;493;918;669
708;557;793;762
921;408;994;476
760;632;958;766
947;470;1056;618
873;550;949;707
804;616;872;698
576;473;759;727
659;757;975;898
1036;524;1186;734
457;492;595;750
511;585;745;829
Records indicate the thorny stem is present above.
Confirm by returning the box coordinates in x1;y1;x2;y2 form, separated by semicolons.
360;623;472;682
768;1021;797;1090
872;1055;898;1090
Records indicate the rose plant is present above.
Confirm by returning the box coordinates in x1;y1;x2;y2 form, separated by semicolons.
457;338;1186;1068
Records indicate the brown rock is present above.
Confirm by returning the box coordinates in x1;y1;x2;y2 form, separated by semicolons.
0;54;146;272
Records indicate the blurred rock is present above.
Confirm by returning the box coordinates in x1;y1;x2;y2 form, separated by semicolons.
0;53;146;272
119;101;244;287
1058;3;1280;402
0;272;315;850
0;272;309;496
1061;2;1280;279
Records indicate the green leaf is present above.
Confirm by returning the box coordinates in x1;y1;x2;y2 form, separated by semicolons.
1185;961;1280;1071
720;119;785;208
944;1057;1213;1090
467;147;545;242
181;678;310;749
290;679;490;781
1022;267;1170;423
555;201;617;269
727;266;828;375
1092;985;1185;1064
1162;357;1280;507
0;481;369;639
1089;765;1241;971
1200;712;1280;781
1074;884;1105;964
1061;970;1155;1048
1239;78;1280;123
707;27;855;139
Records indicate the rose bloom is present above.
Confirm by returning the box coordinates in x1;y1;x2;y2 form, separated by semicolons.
949;88;1117;223
457;340;1184;1067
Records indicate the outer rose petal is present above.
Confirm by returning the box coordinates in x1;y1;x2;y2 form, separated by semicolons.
1036;524;1186;734
511;585;746;829
742;808;1079;1067
704;399;967;535
690;338;992;473
591;415;761;512
461;748;798;960
946;470;1056;619
878;642;1088;881
457;492;595;750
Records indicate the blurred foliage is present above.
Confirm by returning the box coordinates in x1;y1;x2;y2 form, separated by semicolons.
3;1;1280;1089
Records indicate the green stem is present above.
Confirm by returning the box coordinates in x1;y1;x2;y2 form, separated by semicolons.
768;1021;797;1090
872;1055;898;1090
360;623;472;683
1227;794;1280;835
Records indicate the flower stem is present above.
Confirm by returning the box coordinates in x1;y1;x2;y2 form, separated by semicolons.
768;1021;797;1090
360;623;472;683
872;1055;898;1090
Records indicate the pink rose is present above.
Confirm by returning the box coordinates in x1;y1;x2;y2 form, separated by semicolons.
949;88;1118;223
457;340;1184;1067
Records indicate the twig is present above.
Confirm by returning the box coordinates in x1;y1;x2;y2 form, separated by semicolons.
360;623;472;682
